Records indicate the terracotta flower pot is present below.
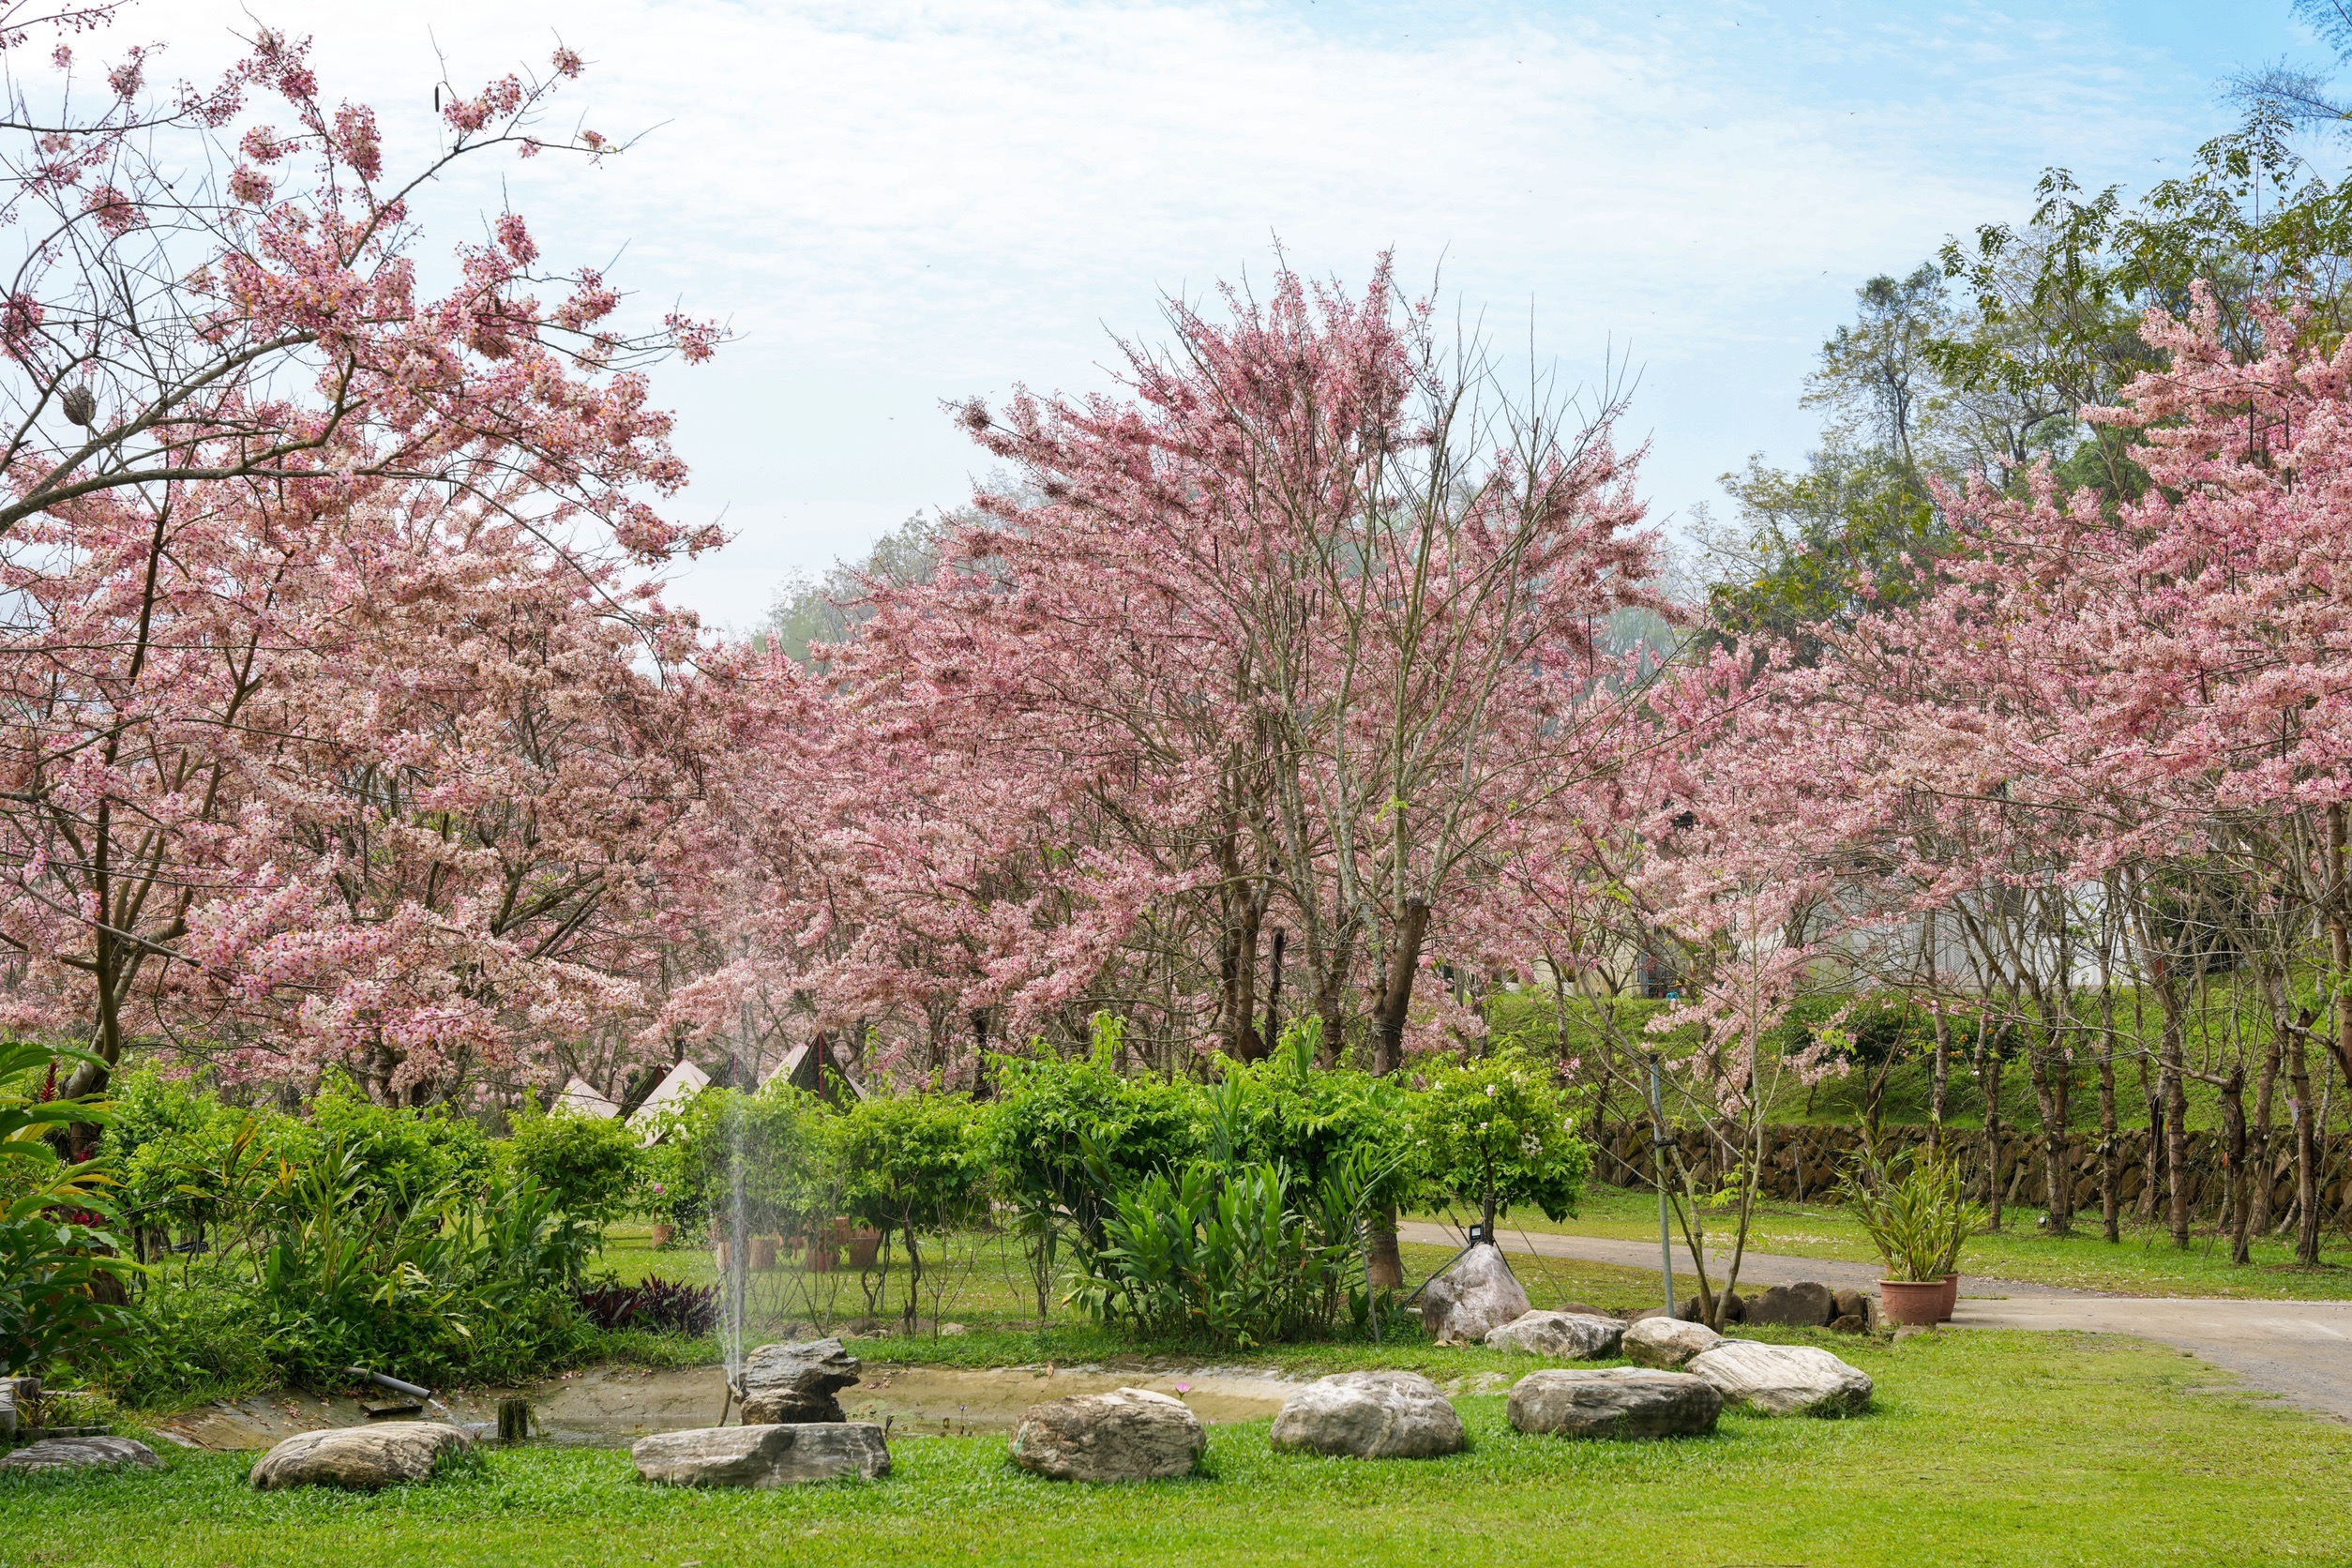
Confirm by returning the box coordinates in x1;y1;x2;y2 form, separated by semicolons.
649;1223;674;1249
750;1236;779;1271
1878;1279;1944;1327
803;1236;838;1274
846;1228;882;1269
713;1241;731;1274
1937;1273;1960;1322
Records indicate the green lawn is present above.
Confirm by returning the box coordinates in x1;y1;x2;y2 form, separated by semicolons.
1450;1185;2352;1301
5;1330;2346;1566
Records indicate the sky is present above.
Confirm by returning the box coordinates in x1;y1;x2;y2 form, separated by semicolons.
130;0;2328;630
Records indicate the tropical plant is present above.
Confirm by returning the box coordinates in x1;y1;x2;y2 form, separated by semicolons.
1839;1147;1983;1283
0;1043;140;1376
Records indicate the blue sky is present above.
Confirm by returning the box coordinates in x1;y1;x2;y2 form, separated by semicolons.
146;1;2325;628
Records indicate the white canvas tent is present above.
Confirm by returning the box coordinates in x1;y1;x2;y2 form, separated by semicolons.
552;1075;619;1120
626;1058;711;1143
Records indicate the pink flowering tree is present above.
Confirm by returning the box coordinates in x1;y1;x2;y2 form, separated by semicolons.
0;10;722;1108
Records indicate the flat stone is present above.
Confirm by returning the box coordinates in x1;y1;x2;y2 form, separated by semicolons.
1832;1289;1877;1332
249;1422;469;1490
1688;1341;1873;1416
1744;1281;1837;1328
1621;1315;1724;1369
631;1423;889;1487
1269;1372;1465;1458
1484;1310;1624;1359
1506;1368;1722;1440
0;1435;159;1474
1010;1387;1204;1482
739;1338;863;1424
1420;1244;1530;1344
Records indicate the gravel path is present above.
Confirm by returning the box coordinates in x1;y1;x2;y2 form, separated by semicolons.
1401;1219;2352;1422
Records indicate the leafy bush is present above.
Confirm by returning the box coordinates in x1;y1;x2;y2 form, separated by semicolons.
246;1135;592;1388
1413;1045;1590;1230
836;1092;991;1324
1207;1020;1419;1207
661;1083;838;1244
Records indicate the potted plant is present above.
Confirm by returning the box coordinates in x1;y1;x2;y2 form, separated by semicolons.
1840;1148;1980;1327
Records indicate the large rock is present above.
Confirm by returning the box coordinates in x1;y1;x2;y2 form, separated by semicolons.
1744;1280;1836;1328
1688;1341;1873;1416
632;1423;889;1487
1506;1368;1722;1440
249;1422;470;1490
1621;1315;1724;1369
1010;1387;1204;1482
1268;1372;1465;1459
1676;1290;1743;1324
738;1338;863;1424
1484;1310;1623;1360
1419;1244;1530;1344
0;1435;160;1475
1831;1289;1877;1333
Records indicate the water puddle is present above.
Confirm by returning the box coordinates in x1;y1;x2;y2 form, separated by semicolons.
154;1362;1310;1451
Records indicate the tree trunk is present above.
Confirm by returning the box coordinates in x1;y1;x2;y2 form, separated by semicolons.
2329;805;2352;1093
2252;1018;2280;1235
2028;1041;2072;1234
2220;1069;2252;1266
1929;1006;1951;1158
1360;899;1431;1291
2290;1033;2323;1267
1259;927;1285;1060
2096;1036;2119;1244
1983;1051;2004;1231
1370;898;1430;1078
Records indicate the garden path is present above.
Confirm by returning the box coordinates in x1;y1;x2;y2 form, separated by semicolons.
1400;1219;2352;1423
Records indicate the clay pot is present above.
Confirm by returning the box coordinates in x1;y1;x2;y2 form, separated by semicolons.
802;1236;838;1274
750;1236;779;1271
713;1241;731;1274
845;1228;882;1270
1937;1274;1960;1322
1878;1279;1944;1327
649;1223;674;1249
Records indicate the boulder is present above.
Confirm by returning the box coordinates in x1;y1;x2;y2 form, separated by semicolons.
1268;1372;1465;1459
1620;1315;1724;1369
1484;1310;1623;1360
1506;1368;1722;1440
0;1375;36;1438
1832;1289;1877;1332
1743;1280;1836;1328
738;1337;862;1424
1419;1244;1530;1344
631;1423;889;1487
1688;1341;1873;1417
0;1435;160;1475
249;1422;469;1490
1010;1387;1204;1482
1676;1289;1743;1324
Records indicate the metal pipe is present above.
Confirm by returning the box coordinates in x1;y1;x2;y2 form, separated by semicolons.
344;1366;432;1402
1648;1053;1675;1319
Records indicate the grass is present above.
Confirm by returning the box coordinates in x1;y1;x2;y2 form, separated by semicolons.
1453;1184;2352;1300
4;1329;2346;1566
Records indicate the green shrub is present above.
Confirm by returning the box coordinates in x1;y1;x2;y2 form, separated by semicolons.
1067;1153;1380;1347
836;1092;991;1326
1413;1045;1590;1230
661;1083;837;1244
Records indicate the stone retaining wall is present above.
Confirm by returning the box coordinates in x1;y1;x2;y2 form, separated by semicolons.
1591;1120;2352;1222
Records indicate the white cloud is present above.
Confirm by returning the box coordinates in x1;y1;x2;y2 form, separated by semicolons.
126;0;2295;626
